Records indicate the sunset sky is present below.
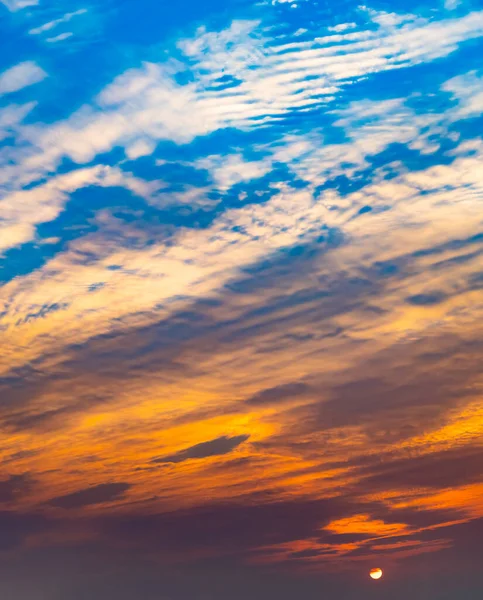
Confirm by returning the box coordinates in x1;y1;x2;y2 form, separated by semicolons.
0;0;482;598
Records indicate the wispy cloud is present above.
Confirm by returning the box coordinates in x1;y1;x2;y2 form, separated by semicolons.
153;435;250;463
45;32;74;43
0;0;38;11
28;8;88;36
0;61;46;95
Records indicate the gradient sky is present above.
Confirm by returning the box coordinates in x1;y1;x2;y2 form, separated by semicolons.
1;0;483;598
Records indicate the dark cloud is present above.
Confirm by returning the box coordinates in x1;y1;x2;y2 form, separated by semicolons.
356;444;483;489
47;483;131;509
431;249;482;271
0;474;33;503
2;392;114;433
0;364;53;411
0;511;50;551
423;516;483;560
406;292;446;306
5;407;76;431
88;492;470;567
281;335;483;446
207;456;260;472
320;532;374;545
412;231;483;260
152;435;249;464
290;548;323;558
245;382;311;406
1;449;39;464
16;303;70;326
98;496;355;555
0;226;414;434
468;271;483;290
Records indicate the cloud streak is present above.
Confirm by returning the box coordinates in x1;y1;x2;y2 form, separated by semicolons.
0;62;46;96
153;435;250;463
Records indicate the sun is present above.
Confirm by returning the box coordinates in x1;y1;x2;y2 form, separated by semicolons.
369;568;383;580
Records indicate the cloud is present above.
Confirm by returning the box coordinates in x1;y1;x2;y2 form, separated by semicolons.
47;483;131;509
406;292;446;305
2;130;483;421
0;102;36;141
0;474;32;503
0;61;46;96
3;9;483;193
324;513;409;537
0;0;38;11
445;0;461;9
356;445;483;490
125;139;156;160
46;32;73;43
293;339;482;442
153;435;250;463
0;165;157;254
97;495;355;558
443;70;483;118
245;382;311;406
196;154;272;190
28;8;87;36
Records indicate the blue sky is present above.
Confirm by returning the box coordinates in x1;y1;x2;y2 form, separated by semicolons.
1;0;483;598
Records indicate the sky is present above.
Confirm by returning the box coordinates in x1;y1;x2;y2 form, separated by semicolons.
0;0;482;598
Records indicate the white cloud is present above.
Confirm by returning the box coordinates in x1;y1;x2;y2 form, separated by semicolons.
264;96;445;189
0;5;480;273
443;71;483;118
125;139;157;160
262;67;483;189
46;32;73;43
0;166;157;255
445;0;461;9
0;0;38;11
0;61;46;95
28;8;87;35
2;9;483;194
0;102;36;141
328;22;357;32
196;154;272;189
360;7;419;27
